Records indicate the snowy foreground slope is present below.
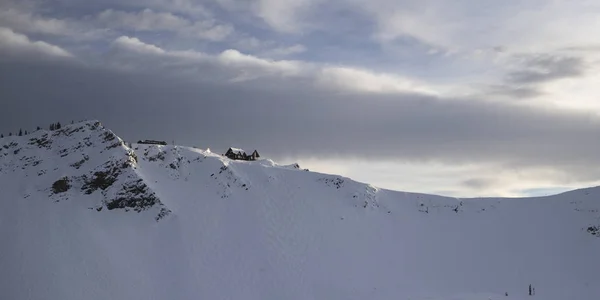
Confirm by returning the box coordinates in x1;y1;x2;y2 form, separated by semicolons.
1;121;599;300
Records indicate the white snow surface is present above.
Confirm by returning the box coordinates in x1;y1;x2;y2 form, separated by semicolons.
1;120;599;300
228;147;246;154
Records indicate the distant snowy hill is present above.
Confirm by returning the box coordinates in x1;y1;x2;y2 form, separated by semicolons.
1;120;599;300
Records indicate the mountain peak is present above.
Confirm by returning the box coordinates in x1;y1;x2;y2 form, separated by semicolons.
1;119;170;221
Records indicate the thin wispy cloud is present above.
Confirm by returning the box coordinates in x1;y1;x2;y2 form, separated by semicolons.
506;54;586;85
96;9;233;41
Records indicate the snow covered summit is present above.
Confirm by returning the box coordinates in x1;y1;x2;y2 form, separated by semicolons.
1;120;599;300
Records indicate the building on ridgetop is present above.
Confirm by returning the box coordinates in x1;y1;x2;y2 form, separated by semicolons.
224;147;260;161
138;140;167;145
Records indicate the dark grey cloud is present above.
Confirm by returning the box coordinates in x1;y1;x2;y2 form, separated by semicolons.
462;178;496;190
485;84;543;99
506;54;585;85
561;45;600;53
484;53;590;100
1;60;600;184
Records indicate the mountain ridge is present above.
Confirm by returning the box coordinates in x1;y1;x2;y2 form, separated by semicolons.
1;120;599;300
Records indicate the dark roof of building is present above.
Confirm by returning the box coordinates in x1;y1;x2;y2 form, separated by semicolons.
227;147;246;154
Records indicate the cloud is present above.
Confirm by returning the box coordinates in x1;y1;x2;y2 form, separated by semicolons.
143;0;211;17
0;5;107;40
479;52;593;102
358;0;600;54
251;0;317;33
233;37;307;59
2;0;600;197
3;58;599;171
562;45;600;53
293;159;595;197
260;44;307;57
371;6;457;49
484;84;543;99
96;9;233;41
97;9;189;31
234;37;265;50
217;49;306;80
317;66;439;95
461;178;496;190
506;54;586;85
112;36;165;55
216;0;600;60
0;8;70;36
109;36;306;82
107;36;439;94
3;60;600;197
0;27;73;61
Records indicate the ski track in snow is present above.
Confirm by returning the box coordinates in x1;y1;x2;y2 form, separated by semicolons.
1;120;599;300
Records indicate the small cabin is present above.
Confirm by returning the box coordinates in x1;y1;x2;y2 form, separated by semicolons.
225;147;260;161
138;139;167;145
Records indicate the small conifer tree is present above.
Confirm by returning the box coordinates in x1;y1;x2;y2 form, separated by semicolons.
529;284;532;296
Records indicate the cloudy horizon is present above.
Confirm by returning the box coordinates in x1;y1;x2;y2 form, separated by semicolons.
1;0;600;197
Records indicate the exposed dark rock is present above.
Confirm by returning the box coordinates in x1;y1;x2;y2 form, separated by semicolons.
52;177;71;194
70;155;89;169
102;131;117;142
4;142;19;149
587;226;599;236
58;149;70;157
105;179;163;214
320;177;345;189
83;136;93;147
148;151;166;162
81;162;123;194
105;141;123;150
219;166;227;174
29;134;52;149
51;126;81;138
156;208;171;221
88;121;101;130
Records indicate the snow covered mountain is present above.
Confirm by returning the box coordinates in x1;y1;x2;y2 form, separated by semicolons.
1;120;599;300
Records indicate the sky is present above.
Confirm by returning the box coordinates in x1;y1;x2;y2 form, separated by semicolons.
1;0;600;197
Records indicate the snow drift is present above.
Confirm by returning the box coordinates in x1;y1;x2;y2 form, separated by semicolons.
1;120;599;300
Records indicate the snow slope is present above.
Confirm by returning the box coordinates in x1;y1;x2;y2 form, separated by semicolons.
1;120;599;300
